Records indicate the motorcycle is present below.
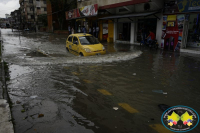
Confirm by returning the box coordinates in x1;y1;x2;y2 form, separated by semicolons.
149;40;159;49
140;39;158;50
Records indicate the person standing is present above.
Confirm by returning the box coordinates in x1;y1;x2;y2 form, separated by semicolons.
93;27;95;36
82;26;86;33
68;25;71;34
89;27;92;34
78;25;81;33
72;27;74;34
96;25;99;38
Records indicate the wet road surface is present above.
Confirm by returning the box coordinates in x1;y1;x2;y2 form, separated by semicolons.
1;29;200;133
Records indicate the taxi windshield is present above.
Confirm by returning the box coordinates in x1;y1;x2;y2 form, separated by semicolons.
79;36;99;45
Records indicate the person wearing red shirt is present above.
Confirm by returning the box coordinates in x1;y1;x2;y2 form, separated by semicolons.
146;30;155;44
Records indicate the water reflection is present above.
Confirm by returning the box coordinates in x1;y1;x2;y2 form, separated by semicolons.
1;29;200;133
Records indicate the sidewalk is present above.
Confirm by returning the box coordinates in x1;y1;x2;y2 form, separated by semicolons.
180;47;200;55
0;32;14;133
0;100;14;133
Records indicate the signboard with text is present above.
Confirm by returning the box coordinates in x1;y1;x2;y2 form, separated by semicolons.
164;0;200;14
66;4;98;20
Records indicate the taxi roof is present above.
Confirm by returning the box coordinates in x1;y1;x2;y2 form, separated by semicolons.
69;33;92;37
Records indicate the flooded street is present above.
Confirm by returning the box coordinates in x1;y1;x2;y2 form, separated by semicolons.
1;29;200;133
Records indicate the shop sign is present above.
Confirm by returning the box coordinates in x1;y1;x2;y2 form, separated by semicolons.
78;4;98;17
66;4;98;20
167;15;177;21
66;9;78;20
167;22;175;27
177;0;200;12
164;0;200;13
166;30;179;34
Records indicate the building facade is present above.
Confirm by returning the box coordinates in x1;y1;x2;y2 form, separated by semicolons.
19;0;47;30
162;0;200;51
0;18;10;28
66;0;163;46
11;9;21;29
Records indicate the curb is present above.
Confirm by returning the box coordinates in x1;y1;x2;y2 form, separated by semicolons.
0;29;15;133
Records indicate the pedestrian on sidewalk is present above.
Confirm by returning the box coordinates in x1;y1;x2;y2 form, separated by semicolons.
96;26;99;38
68;25;71;34
82;26;86;33
93;27;95;36
89;27;92;34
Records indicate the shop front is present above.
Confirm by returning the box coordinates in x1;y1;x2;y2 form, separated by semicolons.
163;0;200;51
100;11;161;44
65;4;99;37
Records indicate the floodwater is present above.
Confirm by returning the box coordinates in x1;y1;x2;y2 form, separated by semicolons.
1;29;200;133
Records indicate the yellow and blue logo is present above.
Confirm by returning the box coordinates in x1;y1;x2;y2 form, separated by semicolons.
161;105;199;132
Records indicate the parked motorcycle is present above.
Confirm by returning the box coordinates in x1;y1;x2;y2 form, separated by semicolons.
149;40;158;49
140;39;158;50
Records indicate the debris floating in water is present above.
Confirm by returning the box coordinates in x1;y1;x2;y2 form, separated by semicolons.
152;90;163;94
113;107;119;110
30;95;38;99
38;114;44;118
133;73;136;76
16;101;21;104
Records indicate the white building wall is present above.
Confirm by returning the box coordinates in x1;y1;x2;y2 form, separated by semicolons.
130;22;135;44
156;13;163;48
114;22;117;42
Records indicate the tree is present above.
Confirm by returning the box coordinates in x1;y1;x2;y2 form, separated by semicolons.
48;0;77;30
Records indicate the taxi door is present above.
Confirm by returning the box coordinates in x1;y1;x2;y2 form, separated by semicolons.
72;36;79;55
67;36;73;51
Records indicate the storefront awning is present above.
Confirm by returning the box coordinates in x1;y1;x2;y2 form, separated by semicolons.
99;10;161;20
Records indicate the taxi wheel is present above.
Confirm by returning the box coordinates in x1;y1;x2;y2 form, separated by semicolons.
66;47;69;52
79;53;84;57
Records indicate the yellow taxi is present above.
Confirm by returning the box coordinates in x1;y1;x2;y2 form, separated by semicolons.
66;33;106;56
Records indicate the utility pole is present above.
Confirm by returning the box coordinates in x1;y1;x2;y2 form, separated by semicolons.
32;0;36;32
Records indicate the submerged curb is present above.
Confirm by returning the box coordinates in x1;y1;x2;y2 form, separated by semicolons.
0;29;14;133
0;100;14;133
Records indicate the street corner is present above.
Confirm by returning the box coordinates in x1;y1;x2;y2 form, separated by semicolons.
0;121;14;133
0;99;14;133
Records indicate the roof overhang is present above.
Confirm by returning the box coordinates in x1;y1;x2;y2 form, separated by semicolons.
99;10;162;20
99;0;149;10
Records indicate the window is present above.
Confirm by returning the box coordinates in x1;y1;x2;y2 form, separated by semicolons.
37;7;41;10
44;0;46;4
79;36;99;45
68;36;73;42
30;7;34;11
73;37;78;44
44;7;47;11
29;0;33;3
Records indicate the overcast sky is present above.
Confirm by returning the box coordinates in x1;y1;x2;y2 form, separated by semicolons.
0;0;20;18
